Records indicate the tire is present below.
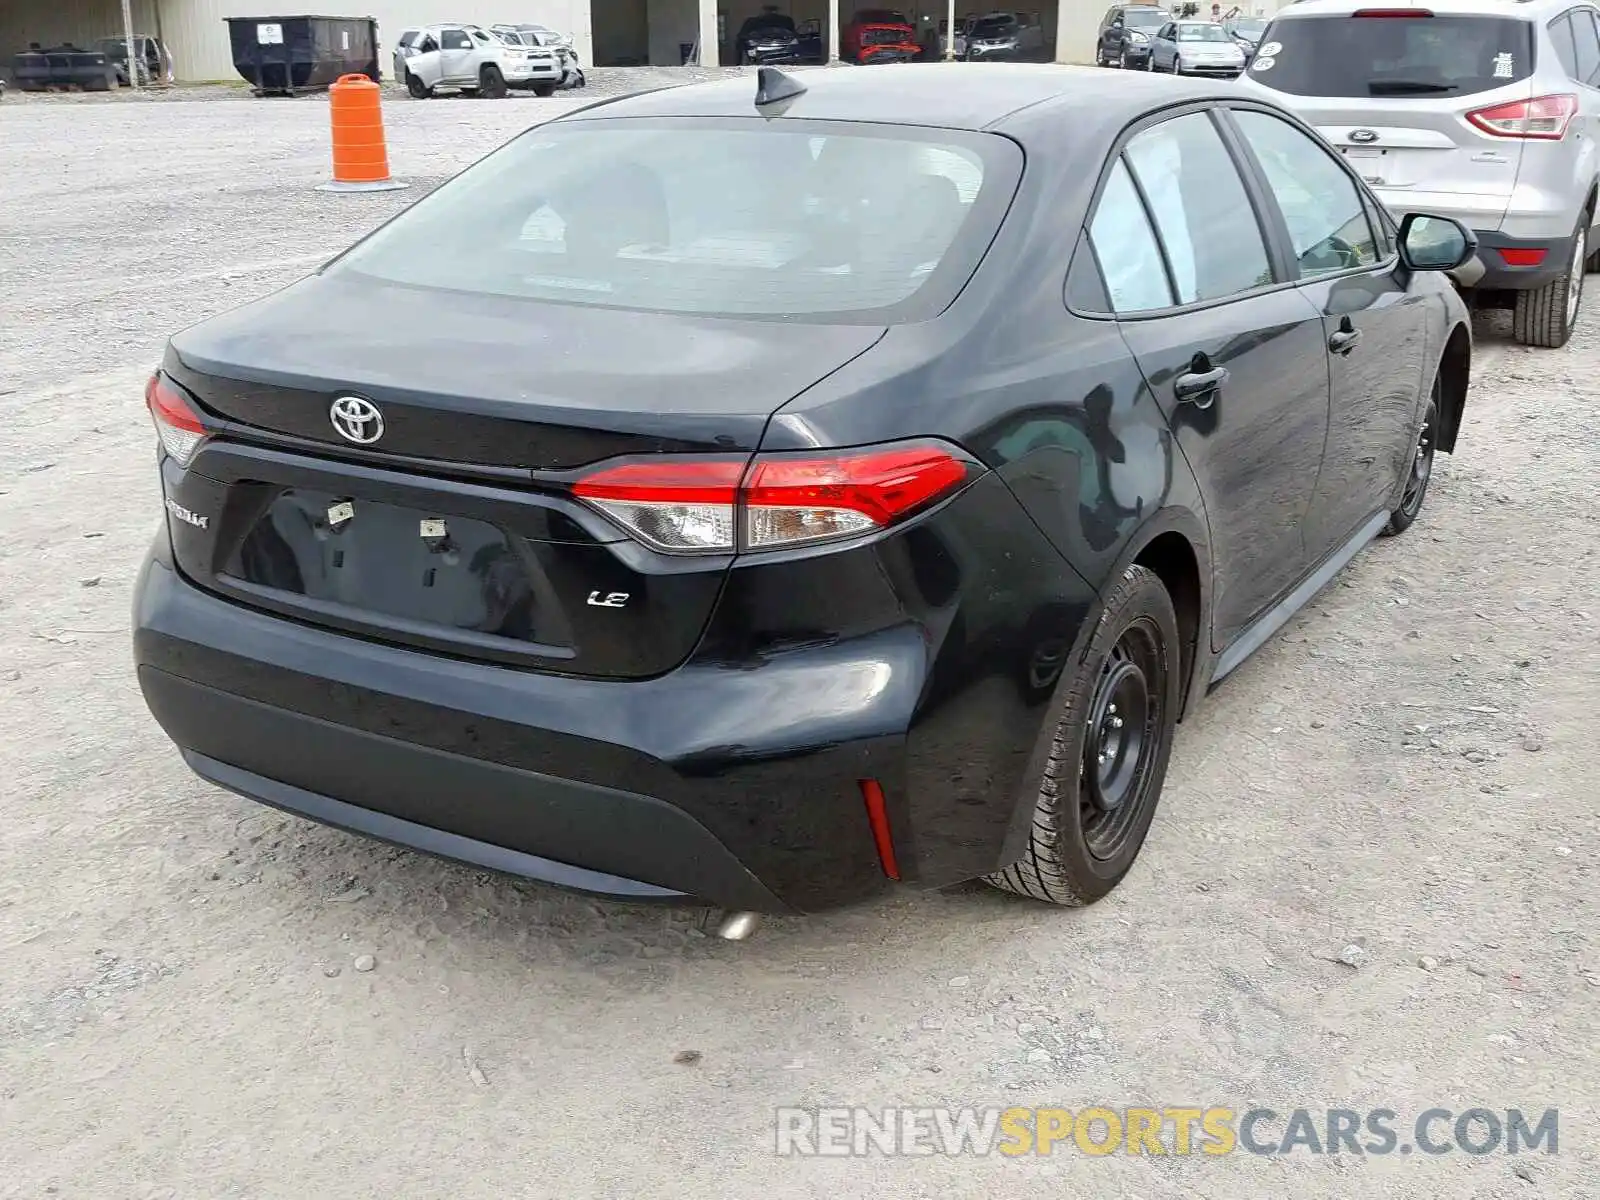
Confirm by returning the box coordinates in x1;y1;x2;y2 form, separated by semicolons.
404;69;432;99
985;564;1181;907
533;81;555;97
1511;214;1586;348
479;64;508;99
1383;390;1438;537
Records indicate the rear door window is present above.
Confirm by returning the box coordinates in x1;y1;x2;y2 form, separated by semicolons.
1122;112;1275;304
1248;14;1535;97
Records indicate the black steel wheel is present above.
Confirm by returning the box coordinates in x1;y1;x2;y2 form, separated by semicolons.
1384;394;1437;536
986;564;1181;906
479;64;508;99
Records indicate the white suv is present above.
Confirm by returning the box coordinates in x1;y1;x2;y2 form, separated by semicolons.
393;24;561;99
1242;0;1600;347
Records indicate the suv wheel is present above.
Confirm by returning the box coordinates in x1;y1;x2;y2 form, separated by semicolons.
479;64;508;99
404;69;432;99
1512;216;1586;348
985;564;1180;907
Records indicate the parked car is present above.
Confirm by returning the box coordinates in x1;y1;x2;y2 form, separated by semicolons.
1149;20;1246;76
963;11;1048;60
1222;13;1267;62
1242;0;1600;348
93;34;167;85
490;23;585;88
796;19;825;61
844;9;920;63
136;65;1475;921
734;12;803;63
393;23;560;98
1096;4;1171;68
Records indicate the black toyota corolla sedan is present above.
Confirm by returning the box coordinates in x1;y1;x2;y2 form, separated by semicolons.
135;65;1475;918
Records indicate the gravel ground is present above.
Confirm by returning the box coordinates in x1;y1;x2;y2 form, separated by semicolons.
1;86;1596;1199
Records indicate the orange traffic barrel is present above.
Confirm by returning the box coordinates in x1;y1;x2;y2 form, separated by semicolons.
316;73;408;193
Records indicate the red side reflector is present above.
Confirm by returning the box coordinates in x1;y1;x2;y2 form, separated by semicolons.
1352;7;1433;15
859;779;901;880
1497;247;1547;267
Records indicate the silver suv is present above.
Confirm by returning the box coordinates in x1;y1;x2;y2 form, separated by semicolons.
393;24;561;99
1242;0;1600;347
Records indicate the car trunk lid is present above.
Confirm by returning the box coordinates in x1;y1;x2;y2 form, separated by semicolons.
160;275;886;679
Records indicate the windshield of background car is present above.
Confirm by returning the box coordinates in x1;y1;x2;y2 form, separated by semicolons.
1178;23;1229;40
972;16;1020;36
1249;14;1535;96
1232;17;1266;35
327;118;1023;325
1125;8;1168;29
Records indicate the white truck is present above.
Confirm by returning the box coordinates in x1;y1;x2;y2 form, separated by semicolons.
393;24;562;98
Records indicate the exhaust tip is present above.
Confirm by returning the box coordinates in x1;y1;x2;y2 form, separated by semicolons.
714;911;762;941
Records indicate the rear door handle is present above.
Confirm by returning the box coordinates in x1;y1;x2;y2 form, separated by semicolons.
1174;365;1229;406
1329;326;1362;355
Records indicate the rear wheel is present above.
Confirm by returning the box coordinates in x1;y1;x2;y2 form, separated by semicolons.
1382;392;1437;537
985;565;1180;907
479;64;508;99
1512;215;1586;348
404;69;432;99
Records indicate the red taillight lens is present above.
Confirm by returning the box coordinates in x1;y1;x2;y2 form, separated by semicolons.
743;444;973;549
572;440;974;555
1497;247;1547;267
1466;94;1577;140
145;372;207;467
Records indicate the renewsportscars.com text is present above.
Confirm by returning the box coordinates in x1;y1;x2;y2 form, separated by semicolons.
774;1106;1560;1158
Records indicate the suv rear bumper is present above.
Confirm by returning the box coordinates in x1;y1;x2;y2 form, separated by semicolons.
1469;228;1577;291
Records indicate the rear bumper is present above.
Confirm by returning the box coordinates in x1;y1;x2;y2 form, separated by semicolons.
133;470;1097;913
1468;228;1577;291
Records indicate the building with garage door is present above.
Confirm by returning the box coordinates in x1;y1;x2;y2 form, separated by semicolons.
0;0;1285;86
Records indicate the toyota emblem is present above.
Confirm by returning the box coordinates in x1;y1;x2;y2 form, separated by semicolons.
329;395;384;444
1349;128;1380;144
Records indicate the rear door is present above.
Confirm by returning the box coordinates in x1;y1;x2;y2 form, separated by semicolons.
1245;8;1537;229
1229;105;1429;558
1086;108;1331;649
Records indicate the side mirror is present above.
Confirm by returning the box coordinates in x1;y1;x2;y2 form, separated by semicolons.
1397;212;1477;272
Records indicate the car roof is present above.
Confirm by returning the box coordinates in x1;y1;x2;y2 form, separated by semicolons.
564;63;1237;134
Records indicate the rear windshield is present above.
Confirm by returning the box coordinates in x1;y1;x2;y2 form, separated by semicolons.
1249;13;1535;97
328;118;1020;324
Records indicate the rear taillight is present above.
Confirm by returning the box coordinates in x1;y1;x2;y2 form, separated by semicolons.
1466;94;1577;140
572;440;976;555
145;372;208;467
